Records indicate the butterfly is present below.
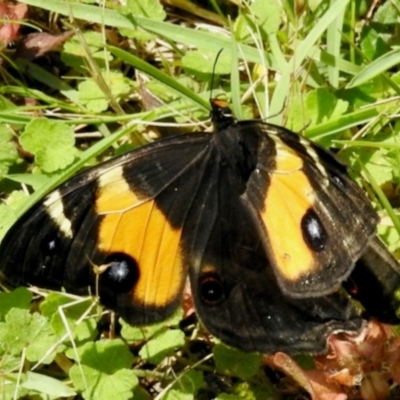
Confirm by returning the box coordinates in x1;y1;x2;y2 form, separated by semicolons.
1;98;400;354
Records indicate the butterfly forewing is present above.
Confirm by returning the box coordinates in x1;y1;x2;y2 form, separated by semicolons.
240;121;378;298
0;133;213;325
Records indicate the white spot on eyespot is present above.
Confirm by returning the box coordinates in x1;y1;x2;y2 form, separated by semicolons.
307;217;322;238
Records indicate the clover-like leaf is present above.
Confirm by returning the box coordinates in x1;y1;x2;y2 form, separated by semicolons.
20;118;76;172
69;339;138;400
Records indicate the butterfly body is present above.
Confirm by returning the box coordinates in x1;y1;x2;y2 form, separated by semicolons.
1;100;399;353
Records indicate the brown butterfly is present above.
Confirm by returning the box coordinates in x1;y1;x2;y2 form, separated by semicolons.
1;99;400;353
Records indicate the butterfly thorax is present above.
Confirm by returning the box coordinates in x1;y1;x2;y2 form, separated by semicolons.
211;122;262;189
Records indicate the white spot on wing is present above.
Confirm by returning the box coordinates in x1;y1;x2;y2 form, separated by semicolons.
44;190;73;238
299;137;328;181
98;165;124;188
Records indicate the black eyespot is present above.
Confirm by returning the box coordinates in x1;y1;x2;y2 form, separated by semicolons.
40;233;62;256
301;209;327;252
100;253;139;293
200;274;224;305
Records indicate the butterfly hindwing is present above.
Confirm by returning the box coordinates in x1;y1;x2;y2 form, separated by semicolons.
186;165;363;353
345;236;400;324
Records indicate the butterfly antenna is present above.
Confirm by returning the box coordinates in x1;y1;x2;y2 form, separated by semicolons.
210;49;224;101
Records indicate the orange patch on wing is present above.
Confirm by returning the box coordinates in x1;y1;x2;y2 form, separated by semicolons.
261;147;316;281
95;167;184;308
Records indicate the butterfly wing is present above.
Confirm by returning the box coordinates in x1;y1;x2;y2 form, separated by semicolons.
0;133;214;325
345;236;400;323
240;121;378;297
184;159;363;353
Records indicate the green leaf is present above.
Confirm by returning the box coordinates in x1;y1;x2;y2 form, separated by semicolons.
40;293;98;344
362;131;400;186
69;339;138;400
18;0;265;67
269;0;351;123
235;0;282;42
182;49;231;78
4;173;52;191
77;71;131;112
170;370;204;396
20;119;76;172
0;372;30;400
5;189;29;207
0;124;19;179
139;329;185;364
0;94;17;110
0;308;59;363
163;390;193;400
360;27;389;61
348;48;400;89
0;204;18;241
125;0;166;20
121;321;168;343
0;190;31;239
287;88;348;144
108;46;208;110
379;222;400;254
306;90;349;126
213;344;262;379
0;288;32;321
61;31;113;73
121;307;183;342
76;339;134;371
22;371;76;397
373;0;400;24
119;0;166;42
